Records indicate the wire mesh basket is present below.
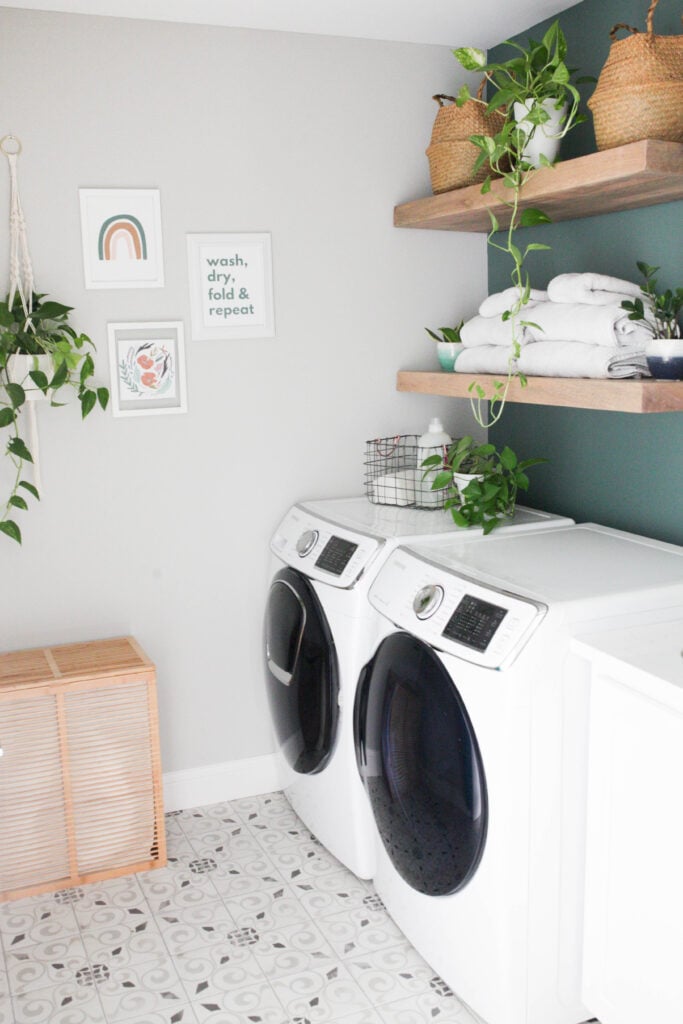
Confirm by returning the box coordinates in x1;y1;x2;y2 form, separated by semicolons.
364;435;449;510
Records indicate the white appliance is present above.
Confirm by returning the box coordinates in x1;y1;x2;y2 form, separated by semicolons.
355;524;683;1024
263;496;572;879
573;616;683;1024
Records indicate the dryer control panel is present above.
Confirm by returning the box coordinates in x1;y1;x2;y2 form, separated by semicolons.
271;505;383;588
369;547;546;669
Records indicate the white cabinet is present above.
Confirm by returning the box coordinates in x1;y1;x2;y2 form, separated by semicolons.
575;619;683;1024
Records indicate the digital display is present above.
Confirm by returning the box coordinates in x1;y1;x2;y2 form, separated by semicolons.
315;535;358;576
442;594;508;652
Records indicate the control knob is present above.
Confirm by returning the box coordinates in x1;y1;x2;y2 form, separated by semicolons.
413;584;444;620
296;529;318;557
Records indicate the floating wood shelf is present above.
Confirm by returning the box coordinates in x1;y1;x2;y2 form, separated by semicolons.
394;140;683;232
397;371;683;414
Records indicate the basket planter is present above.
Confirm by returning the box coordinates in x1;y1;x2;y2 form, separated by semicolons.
514;99;567;167
588;0;683;151
426;83;506;194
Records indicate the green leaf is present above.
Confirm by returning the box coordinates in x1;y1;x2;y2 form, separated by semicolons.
7;437;33;462
8;494;28;510
5;382;26;408
500;446;518;470
519;207;552;227
420;453;443;467
455;84;471;107
0;519;21;543
80;389;97;419
19;480;40;500
97;388;109;411
431;471;454;490
453;46;486;71
0;407;16;427
32;301;72;320
49;360;68;388
29;369;49;392
487;209;500;233
79;353;94;384
524;243;552;255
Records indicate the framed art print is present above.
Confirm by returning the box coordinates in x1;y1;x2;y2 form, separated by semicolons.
107;321;187;417
80;189;164;289
187;232;274;340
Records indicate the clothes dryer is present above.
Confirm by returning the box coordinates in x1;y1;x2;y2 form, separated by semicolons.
263;497;572;879
355;524;683;1024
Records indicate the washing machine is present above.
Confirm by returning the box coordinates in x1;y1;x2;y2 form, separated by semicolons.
354;523;683;1024
263;496;573;879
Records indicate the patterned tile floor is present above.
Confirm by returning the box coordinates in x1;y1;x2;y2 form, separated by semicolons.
0;792;480;1024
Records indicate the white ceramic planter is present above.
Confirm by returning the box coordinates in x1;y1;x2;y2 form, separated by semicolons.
6;354;52;402
437;341;464;371
513;98;567;168
452;471;484;500
645;339;683;380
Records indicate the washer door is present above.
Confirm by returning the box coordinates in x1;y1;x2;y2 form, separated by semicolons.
355;631;487;896
264;568;339;775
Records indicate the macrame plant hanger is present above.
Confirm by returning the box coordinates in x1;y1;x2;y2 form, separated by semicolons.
1;133;41;492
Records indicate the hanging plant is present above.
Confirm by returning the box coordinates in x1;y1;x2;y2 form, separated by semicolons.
453;21;592;427
0;134;108;544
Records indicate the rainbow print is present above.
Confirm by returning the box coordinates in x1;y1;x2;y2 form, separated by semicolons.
98;214;148;262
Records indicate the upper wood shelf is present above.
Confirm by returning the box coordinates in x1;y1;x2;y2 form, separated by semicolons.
394;139;683;232
397;371;683;414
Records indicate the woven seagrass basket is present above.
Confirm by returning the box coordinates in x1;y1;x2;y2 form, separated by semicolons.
588;0;683;150
426;81;506;193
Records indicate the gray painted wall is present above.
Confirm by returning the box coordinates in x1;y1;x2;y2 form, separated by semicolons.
0;8;486;771
488;0;683;545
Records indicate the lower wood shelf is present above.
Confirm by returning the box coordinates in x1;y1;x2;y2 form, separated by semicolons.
397;371;683;414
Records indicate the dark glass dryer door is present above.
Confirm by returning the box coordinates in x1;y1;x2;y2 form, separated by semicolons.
355;631;487;896
264;567;339;775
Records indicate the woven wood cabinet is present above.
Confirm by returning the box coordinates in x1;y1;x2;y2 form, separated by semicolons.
0;636;166;902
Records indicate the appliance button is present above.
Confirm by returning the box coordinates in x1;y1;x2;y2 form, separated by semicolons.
296;529;319;557
413;584;445;620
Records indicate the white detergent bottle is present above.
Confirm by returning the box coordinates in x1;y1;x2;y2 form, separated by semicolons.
416;417;452;468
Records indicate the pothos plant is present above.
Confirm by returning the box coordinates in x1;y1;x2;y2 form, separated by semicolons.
422;435;547;534
0;291;109;543
453;21;590;427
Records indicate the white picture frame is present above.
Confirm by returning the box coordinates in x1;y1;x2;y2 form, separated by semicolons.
79;188;164;289
187;232;274;340
107;321;187;417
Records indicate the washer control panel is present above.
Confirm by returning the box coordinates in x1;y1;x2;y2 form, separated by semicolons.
369;547;546;669
271;505;383;588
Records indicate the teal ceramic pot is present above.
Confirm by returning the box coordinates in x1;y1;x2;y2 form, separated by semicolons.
645;339;683;380
437;342;463;371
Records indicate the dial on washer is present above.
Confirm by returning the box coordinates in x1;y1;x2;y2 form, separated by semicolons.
296;529;319;557
413;584;444;620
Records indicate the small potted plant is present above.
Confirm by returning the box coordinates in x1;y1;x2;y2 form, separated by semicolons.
621;262;683;380
454;22;589;168
0;291;109;543
421;435;547;534
425;321;464;371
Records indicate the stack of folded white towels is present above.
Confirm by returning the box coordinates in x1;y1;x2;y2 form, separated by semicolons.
454;273;653;379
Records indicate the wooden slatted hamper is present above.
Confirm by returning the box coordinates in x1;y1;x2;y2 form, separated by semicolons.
0;636;167;902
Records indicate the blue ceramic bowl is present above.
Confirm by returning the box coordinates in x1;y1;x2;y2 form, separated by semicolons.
645;341;683;380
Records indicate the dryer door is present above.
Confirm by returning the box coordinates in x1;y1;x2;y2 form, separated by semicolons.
264;568;339;775
355;631;487;896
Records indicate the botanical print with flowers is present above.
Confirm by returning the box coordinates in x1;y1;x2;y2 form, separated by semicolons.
117;338;177;400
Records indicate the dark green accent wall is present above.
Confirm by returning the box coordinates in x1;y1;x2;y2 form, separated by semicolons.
487;0;683;544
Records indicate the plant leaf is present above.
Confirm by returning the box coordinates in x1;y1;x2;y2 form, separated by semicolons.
19;480;40;500
97;387;109;410
0;519;21;543
519;207;552;227
5;382;26;408
80;389;97;419
0;407;16;427
7;437;33;462
8;494;28;510
453;46;486;71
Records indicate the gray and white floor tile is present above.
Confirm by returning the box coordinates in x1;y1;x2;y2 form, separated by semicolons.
0;792;481;1024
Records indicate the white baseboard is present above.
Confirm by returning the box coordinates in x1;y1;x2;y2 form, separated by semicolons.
162;753;282;812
